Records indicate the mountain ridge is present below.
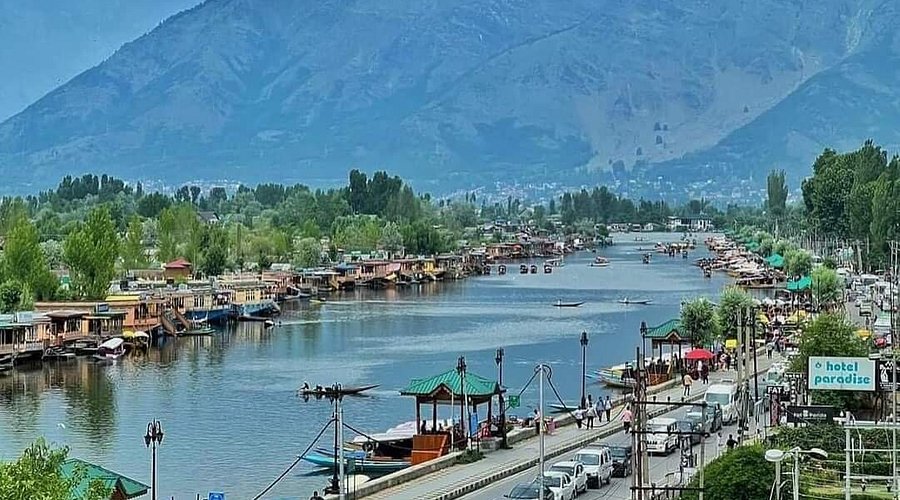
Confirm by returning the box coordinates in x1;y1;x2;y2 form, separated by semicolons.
0;0;896;192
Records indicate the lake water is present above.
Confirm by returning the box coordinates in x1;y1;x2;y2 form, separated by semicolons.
0;233;729;499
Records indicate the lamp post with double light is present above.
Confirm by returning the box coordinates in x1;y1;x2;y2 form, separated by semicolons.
495;348;508;449
144;420;164;500
765;447;828;500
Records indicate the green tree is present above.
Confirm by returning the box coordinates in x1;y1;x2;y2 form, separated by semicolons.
0;281;24;313
681;445;774;500
0;439;111;500
766;169;788;218
121;215;147;270
784;249;812;277
717;286;753;339
332;215;382;252
3;215;57;301
680;298;719;347
791;313;868;408
63;207;120;299
401;220;448;255
200;226;229;277
293;237;322;269
811;266;843;310
136;192;171;218
380;221;404;254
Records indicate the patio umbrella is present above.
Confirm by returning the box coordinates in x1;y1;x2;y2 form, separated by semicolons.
684;348;716;361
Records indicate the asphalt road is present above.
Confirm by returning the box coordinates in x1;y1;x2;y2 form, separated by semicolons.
462;398;766;500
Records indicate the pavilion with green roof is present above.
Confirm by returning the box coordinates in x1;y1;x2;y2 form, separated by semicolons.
641;318;696;372
400;367;504;443
61;458;149;500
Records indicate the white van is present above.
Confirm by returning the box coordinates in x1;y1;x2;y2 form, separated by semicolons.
645;417;678;455
704;382;739;424
573;445;613;488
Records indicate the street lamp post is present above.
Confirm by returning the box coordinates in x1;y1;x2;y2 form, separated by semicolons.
580;331;589;409
495;348;508;449
457;356;469;450
765;447;829;500
143;420;164;500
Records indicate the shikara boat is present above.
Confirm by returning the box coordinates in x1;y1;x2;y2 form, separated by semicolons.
553;301;585;308
299;384;380;397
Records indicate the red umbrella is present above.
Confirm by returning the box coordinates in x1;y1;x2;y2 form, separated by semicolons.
684;348;715;361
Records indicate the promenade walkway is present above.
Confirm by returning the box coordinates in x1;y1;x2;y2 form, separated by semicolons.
356;353;777;500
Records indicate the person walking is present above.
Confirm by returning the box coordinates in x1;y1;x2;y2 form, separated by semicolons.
682;372;693;396
701;363;709;385
594;398;604;424
533;408;542;433
621;406;633;434
586;402;596;428
574;407;584;429
604;396;613;421
766;341;774;359
726;434;737;450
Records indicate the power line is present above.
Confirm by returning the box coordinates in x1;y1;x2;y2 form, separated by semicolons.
251;417;335;500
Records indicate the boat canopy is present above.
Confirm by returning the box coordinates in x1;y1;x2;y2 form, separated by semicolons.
99;338;124;350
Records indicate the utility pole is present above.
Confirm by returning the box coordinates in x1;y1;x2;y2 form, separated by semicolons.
631;346;649;500
891;241;898;498
335;384;346;500
496;348;508;449
536;363;550;500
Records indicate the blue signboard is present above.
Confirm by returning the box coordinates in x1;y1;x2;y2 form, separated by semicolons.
469;411;479;438
209;493;225;500
808;356;874;391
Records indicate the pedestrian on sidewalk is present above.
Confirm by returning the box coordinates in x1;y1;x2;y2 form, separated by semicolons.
682;372;693;396
586;402;596;428
594;399;603;424
726;434;737;450
533;408;542;433
766;341;774;359
701;364;709;385
604;396;612;421
621;406;633;434
587;394;593;409
574;407;584;429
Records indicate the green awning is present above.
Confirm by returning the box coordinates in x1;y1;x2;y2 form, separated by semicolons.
786;276;812;291
61;458;149;500
766;254;784;268
643;319;683;340
401;368;501;399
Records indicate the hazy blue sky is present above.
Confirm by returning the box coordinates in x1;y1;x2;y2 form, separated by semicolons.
0;0;200;121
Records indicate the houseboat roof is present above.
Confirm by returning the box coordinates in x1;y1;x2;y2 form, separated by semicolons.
45;310;88;319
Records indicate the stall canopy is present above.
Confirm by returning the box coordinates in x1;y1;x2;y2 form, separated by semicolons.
684;348;715;361
765;254;784;268
786;276;812;291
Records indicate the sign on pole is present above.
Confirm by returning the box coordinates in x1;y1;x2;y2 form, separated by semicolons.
507;395;520;408
209;493;225;500
785;405;838;425
877;359;897;391
808;356;875;391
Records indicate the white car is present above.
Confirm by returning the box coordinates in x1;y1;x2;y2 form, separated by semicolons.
549;461;587;494
541;472;575;500
573;446;613;488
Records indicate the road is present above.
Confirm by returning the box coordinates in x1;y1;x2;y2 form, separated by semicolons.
462;393;766;500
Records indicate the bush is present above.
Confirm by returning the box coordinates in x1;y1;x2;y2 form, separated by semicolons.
681;444;774;500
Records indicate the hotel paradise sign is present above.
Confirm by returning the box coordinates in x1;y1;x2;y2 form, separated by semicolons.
808;356;875;391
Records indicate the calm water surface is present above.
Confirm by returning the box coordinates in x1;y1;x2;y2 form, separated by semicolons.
0;233;729;499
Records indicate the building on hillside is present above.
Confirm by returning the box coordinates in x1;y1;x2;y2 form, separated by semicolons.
197;211;221;225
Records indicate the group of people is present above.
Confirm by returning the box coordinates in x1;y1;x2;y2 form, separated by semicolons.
572;394;614;429
681;360;711;395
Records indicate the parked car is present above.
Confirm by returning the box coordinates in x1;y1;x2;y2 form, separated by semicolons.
574;446;613;488
541;472;575;500
676;419;702;447
549;461;587;494
646;417;678;455
504;482;555;499
685;404;722;435
704;382;740;424
608;444;633;477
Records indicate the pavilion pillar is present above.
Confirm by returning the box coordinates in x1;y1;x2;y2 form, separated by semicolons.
416;400;421;434
432;400;437;431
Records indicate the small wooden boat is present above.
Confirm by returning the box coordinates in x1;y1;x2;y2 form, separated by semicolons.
590;256;609;267
619;298;652;305
642;253;651;264
519;264;528;274
43;347;76;361
0;353;14;373
498;264;507;275
299;384;380;397
181;327;216;336
529;264;538;274
93;338;125;362
595;365;638;388
302;449;410;473
553;300;584;308
543;264;553;274
549;402;579;412
483;265;492;275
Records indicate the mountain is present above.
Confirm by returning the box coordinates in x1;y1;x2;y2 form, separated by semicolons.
0;0;200;121
640;3;900;190
0;0;895;191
